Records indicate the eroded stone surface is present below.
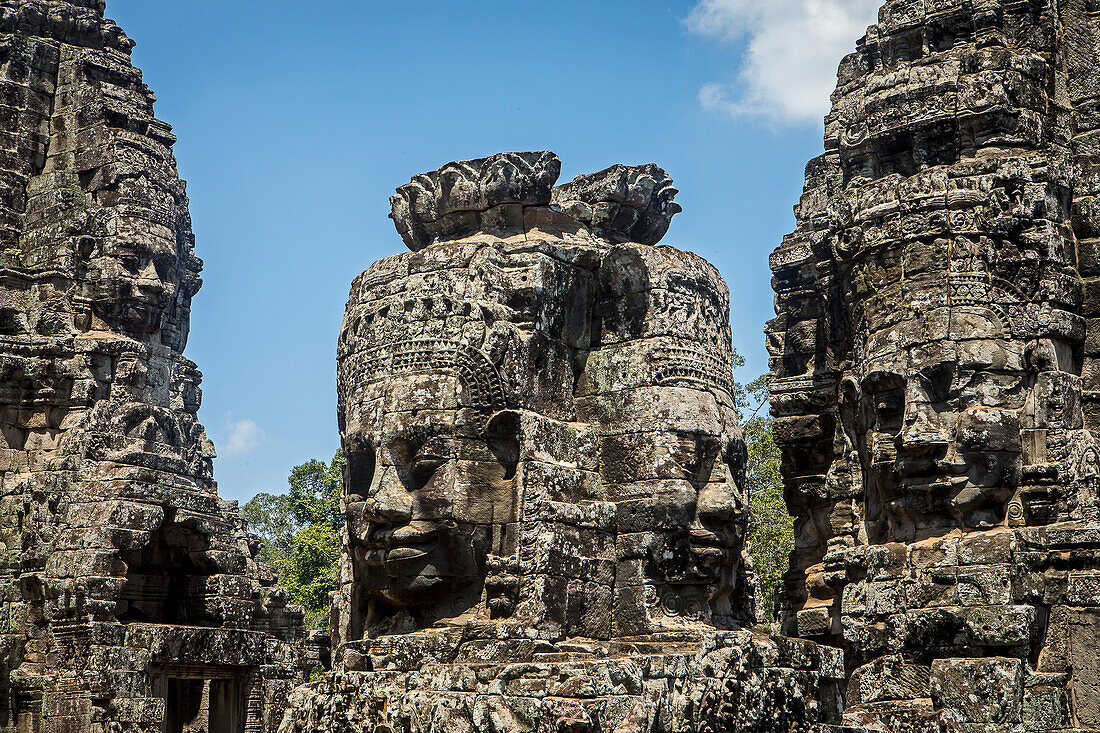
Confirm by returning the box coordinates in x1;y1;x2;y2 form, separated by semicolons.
769;1;1100;730
279;152;845;732
0;2;307;731
286;631;843;733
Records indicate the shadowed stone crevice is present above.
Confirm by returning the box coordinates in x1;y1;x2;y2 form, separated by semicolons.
116;516;216;627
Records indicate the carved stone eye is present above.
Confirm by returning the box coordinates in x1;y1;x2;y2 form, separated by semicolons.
917;363;954;403
346;444;376;497
151;254;175;281
668;432;721;481
724;439;748;478
409;455;446;485
862;372;905;432
870;388;903;415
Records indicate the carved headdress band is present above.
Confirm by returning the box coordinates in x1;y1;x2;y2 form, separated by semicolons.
346;338;506;409
654;346;736;399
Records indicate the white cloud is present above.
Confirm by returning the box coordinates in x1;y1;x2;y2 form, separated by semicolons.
222;418;265;456
686;0;882;124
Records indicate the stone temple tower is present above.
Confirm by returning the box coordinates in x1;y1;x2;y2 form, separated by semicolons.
770;0;1100;729
280;151;848;732
0;2;307;732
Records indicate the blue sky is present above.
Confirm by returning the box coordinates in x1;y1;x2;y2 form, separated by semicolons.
106;0;880;503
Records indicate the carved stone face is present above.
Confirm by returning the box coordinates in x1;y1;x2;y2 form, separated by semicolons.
343;373;516;620
607;386;747;622
650;424;747;604
84;236;181;337
852;308;1025;537
589;241;747;628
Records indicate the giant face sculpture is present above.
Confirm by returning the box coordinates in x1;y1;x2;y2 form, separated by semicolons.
84;237;180;335
14;54;201;350
849;300;1028;540
285;151;856;733
592;244;751;631
609;386;748;624
334;153;759;648
335;152;757;652
340;335;518;633
18;201;195;343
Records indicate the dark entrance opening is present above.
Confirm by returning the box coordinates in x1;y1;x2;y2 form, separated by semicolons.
117;516;217;626
154;666;249;733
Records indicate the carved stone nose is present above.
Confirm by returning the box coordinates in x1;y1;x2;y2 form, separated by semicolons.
365;467;412;524
136;261;164;291
697;482;743;521
898;404;949;453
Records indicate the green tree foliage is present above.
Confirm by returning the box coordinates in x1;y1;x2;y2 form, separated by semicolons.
737;373;794;624
287;456;344;528
243;451;344;629
241;491;294;568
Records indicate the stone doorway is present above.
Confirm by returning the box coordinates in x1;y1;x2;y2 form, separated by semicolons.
153;666;252;733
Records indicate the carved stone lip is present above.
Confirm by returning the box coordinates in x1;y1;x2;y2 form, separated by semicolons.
363;541;435;567
933;459;970;475
382;546;431;563
899;475;969;491
690;546;730;563
121;297;164;317
364;523;439;554
109;290;159;305
131;288;165;302
688;528;735;563
897;458;969;478
688;528;727;546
